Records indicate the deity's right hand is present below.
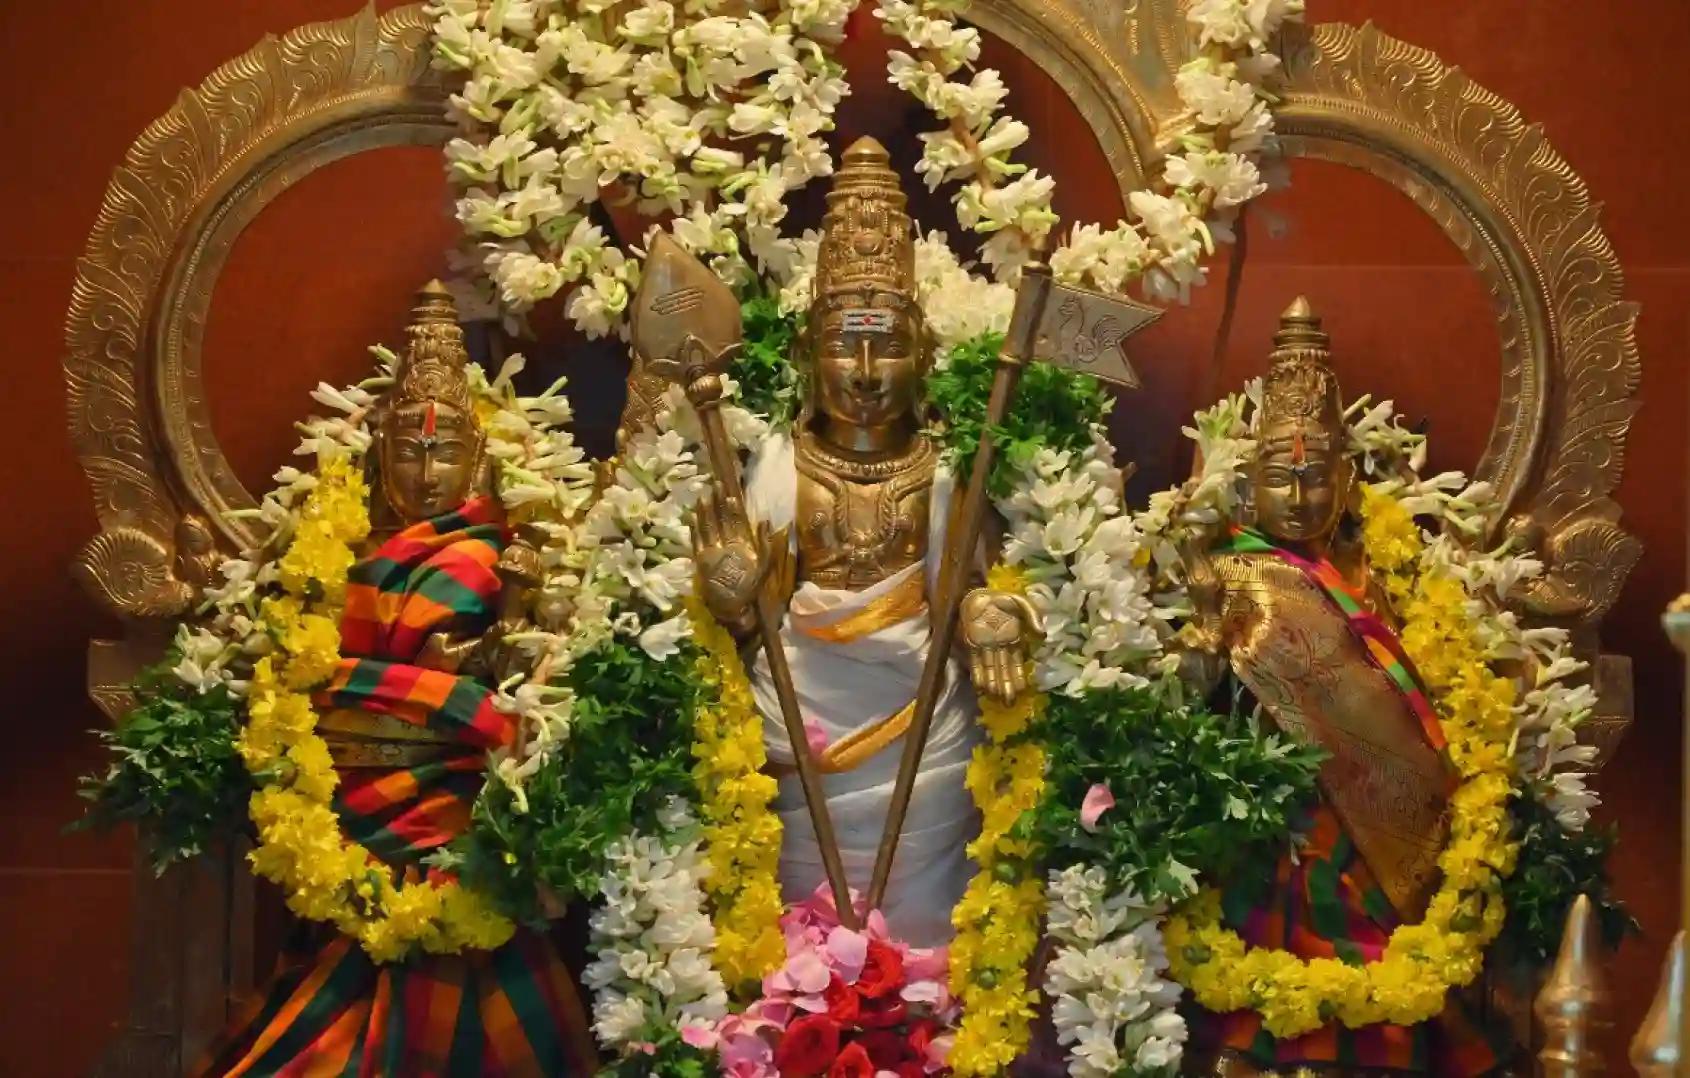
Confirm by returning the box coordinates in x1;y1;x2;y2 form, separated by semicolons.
1176;529;1226;655
692;491;770;624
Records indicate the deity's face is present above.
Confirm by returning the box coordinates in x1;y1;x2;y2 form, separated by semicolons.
1252;420;1348;544
811;299;924;433
380;401;480;521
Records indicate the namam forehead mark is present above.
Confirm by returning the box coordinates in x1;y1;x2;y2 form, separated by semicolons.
1262;429;1335;459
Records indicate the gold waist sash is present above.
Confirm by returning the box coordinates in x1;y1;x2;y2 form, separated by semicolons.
792;571;926;773
816;700;916;774
792;570;927;644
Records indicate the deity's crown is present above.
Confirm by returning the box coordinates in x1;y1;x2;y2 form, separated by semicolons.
391;280;475;423
1261;296;1343;430
813;136;917;311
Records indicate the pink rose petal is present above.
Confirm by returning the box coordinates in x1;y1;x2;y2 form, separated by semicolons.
825;925;868;982
804;719;830;756
777;948;832;995
680;1023;718;1049
1080;781;1116;832
925;1032;955;1068
903;946;947;983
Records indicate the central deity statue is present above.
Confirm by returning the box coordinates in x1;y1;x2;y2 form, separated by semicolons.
691;137;1036;946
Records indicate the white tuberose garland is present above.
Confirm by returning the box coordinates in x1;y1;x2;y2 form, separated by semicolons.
880;0;1303;303
1044;865;1186;1078
428;0;853;335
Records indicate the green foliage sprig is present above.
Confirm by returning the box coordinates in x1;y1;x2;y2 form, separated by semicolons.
453;639;703;922
74;658;254;872
732;290;801;430
1031;686;1324;904
600;1036;713;1077
1499;795;1635;965
925;333;1112;496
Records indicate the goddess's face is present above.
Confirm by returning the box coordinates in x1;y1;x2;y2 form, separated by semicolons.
811;301;924;430
381;402;479;521
1252;420;1347;543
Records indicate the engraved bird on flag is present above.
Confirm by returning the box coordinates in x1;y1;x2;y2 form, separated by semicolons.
1005;272;1162;389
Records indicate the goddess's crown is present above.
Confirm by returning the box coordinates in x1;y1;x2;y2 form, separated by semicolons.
1261;296;1343;430
813;137;917;312
390;280;475;423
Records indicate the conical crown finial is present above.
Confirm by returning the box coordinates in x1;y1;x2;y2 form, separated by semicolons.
814;136;915;307
1262;295;1342;428
392;279;474;416
411;279;459;327
1272;296;1330;355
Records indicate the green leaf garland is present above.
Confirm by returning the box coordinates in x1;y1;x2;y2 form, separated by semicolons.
1031;686;1325;905
74;657;255;872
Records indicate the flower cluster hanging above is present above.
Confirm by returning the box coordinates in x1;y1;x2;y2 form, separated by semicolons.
427;0;1301;345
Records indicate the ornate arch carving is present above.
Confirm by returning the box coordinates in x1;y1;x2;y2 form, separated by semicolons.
970;1;1641;629
65;3;450;621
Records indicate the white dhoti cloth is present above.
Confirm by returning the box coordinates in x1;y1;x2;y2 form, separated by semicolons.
745;436;982;948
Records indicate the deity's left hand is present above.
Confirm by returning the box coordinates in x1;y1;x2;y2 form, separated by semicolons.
960;589;1042;705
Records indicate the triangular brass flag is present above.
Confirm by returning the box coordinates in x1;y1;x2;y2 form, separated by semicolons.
1004;269;1162;389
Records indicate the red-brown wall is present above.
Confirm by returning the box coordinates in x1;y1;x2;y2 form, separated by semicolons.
1;3;1683;1073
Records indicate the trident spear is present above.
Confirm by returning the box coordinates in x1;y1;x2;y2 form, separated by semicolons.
864;256;1163;913
632;234;862;929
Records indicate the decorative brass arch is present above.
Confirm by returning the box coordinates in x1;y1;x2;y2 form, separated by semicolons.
65;3;449;622
968;0;1641;630
67;1;1640;632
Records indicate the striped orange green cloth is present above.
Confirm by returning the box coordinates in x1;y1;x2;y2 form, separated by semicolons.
203;930;596;1077
202;496;597;1075
1195;529;1507;1076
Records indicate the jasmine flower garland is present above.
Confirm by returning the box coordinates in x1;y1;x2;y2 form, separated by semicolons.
1043;865;1186;1078
879;0;1301;301
428;0;855;330
585;802;731;1057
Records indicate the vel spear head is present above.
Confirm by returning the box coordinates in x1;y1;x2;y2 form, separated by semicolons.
632;233;743;393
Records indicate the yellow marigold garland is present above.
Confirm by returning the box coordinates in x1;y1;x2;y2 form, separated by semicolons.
948;563;1047;1076
687;596;787;991
239;454;515;962
1164;484;1518;1039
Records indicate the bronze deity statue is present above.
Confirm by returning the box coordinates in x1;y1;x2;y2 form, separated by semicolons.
1179;298;1504;1073
683;137;1038;945
204;283;598;1076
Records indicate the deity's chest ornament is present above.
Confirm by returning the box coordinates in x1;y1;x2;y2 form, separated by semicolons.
795;431;934;591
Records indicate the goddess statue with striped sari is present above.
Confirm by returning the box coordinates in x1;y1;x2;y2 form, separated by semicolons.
204;286;597;1076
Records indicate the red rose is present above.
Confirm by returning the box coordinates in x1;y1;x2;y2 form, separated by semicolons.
858;1029;913;1067
857;995;909;1029
776;1014;841;1076
856;941;905;999
827;1042;875;1078
823;975;860;1024
907;1018;939;1056
896;1065;926;1078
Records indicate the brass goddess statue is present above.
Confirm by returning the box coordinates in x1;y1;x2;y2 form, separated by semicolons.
1180;299;1498;1074
688;137;1038;946
204;283;597;1076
